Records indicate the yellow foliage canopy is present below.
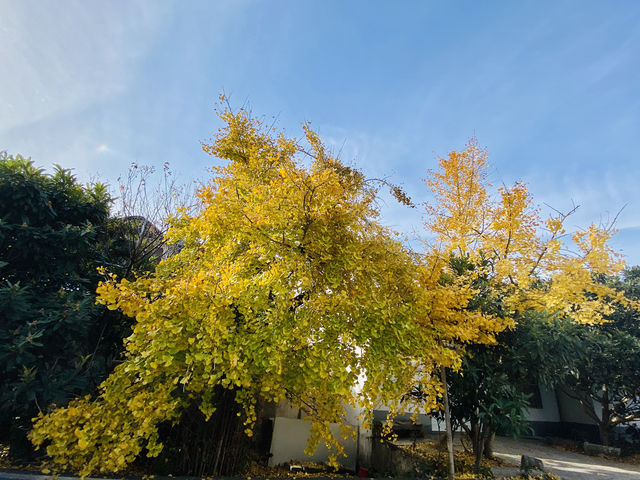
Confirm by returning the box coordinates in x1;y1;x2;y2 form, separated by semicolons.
30;109;499;476
30;116;626;478
423;138;626;325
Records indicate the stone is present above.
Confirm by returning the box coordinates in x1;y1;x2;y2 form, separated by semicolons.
521;454;544;471
583;441;621;457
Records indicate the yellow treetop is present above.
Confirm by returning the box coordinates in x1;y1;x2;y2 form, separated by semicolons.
30;106;470;476
423;138;626;325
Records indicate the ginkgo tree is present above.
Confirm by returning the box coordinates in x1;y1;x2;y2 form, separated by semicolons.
423;139;625;318
420;139;630;473
29;106;504;477
30;109;628;477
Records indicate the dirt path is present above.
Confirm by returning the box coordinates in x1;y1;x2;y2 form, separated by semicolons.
492;436;640;480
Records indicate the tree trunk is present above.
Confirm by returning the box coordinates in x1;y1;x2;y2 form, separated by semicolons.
599;422;611;447
470;419;480;458
441;367;455;480
599;389;612;446
474;430;484;473
483;431;495;459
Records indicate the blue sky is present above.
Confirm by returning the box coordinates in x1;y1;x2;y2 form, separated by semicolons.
2;0;640;263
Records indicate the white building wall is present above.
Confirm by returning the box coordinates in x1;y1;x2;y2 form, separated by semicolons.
268;417;359;470
268;400;366;470
524;385;561;423
556;389;598;425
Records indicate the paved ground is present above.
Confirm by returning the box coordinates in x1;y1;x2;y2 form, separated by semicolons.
492;436;640;480
2;437;640;480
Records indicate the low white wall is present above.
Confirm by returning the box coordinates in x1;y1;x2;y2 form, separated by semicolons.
269;416;358;471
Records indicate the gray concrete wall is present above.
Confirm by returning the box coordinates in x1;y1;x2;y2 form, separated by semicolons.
369;439;435;477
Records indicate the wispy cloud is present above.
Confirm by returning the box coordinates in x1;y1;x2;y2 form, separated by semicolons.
0;0;174;134
523;167;640;232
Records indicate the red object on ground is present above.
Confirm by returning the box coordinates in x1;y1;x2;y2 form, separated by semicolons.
357;467;369;477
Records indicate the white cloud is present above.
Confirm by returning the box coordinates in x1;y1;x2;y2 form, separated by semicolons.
95;144;109;154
